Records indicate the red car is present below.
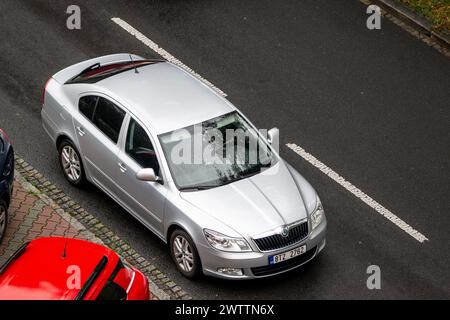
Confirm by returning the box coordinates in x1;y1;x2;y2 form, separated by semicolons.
0;237;150;300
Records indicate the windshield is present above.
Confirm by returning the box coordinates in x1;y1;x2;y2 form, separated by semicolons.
159;111;277;190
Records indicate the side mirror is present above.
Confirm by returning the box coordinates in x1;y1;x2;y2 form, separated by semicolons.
267;127;279;146
136;168;158;182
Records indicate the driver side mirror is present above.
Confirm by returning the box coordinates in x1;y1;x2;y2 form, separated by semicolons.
136;168;160;183
267;127;279;146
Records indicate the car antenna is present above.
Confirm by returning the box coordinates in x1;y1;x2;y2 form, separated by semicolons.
130;54;139;74
61;213;74;259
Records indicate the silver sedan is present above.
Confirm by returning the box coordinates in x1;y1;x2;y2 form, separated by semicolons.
41;54;326;279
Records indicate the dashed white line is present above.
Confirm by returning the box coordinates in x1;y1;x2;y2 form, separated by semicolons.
111;16;428;244
111;17;227;97
286;143;428;243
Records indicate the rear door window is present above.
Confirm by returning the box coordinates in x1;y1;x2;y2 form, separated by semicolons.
78;95;98;120
92;97;126;143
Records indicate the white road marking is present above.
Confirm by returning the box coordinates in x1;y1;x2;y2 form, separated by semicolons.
111;17;428;244
111;17;227;97
286;143;428;243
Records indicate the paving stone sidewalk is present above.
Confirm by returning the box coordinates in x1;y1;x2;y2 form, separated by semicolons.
0;156;192;300
0;180;81;259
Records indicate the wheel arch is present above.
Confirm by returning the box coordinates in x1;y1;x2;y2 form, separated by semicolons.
166;222;203;248
56;134;74;150
166;223;187;243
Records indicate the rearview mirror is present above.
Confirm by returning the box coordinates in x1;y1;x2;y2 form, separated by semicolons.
136;168;158;182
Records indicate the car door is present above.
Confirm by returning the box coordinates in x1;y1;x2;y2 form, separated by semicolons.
73;94;126;197
115;116;167;237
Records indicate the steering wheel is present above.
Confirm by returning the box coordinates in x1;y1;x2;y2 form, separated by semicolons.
134;147;156;157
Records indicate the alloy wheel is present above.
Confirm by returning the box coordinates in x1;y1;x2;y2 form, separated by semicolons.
173;235;195;273
61;145;81;182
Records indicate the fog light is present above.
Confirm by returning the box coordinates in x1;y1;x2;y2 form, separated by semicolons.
217;268;244;276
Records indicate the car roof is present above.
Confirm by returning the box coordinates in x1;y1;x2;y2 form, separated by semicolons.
0;237;119;300
95;62;234;134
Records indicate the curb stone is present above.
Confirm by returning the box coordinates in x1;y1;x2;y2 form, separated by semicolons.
374;0;432;33
361;0;450;58
13;155;193;300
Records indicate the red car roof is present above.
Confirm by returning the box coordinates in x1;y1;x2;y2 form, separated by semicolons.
0;237;120;300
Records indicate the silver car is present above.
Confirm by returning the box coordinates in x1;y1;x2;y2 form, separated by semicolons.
41;54;326;279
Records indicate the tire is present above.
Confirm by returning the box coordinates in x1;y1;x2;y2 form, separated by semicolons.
0;199;8;243
169;229;202;279
58;139;85;187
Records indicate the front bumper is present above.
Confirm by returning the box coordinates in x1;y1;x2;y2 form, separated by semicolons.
197;217;327;279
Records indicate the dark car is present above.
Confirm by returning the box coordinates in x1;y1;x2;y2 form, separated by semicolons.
0;128;14;242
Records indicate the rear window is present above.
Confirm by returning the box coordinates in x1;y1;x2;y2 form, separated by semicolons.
66;60;163;84
96;260;128;300
96;281;127;300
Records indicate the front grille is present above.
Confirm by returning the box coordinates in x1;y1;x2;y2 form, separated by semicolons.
253;221;309;251
251;246;316;277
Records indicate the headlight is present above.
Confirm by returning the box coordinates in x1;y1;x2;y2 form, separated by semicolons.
311;195;324;230
204;229;252;252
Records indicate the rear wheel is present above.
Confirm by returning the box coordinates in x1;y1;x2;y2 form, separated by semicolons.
0;199;8;242
58;140;85;187
170;229;201;279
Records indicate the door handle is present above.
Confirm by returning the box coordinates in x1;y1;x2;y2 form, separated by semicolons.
118;162;127;173
76;126;85;136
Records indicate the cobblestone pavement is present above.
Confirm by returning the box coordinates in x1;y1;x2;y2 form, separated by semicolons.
0;156;192;300
0;180;81;260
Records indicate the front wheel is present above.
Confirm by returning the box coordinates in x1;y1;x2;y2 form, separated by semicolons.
58;140;85;187
0;199;8;242
170;229;202;279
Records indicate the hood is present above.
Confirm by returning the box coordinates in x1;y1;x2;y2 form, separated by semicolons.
180;161;308;237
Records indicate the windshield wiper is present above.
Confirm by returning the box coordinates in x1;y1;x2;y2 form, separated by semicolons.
179;163;273;192
179;185;220;192
238;164;268;179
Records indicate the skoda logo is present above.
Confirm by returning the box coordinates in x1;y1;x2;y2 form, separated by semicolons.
281;226;290;238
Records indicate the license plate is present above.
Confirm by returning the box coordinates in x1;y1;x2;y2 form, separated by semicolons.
268;245;306;264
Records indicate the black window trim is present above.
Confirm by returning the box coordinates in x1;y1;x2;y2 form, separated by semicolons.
75;255;108;300
108;259;125;282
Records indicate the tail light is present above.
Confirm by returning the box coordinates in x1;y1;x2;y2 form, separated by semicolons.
41;78;52;106
0;128;12;145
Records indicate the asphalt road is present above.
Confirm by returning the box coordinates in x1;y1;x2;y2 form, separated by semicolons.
0;0;449;299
